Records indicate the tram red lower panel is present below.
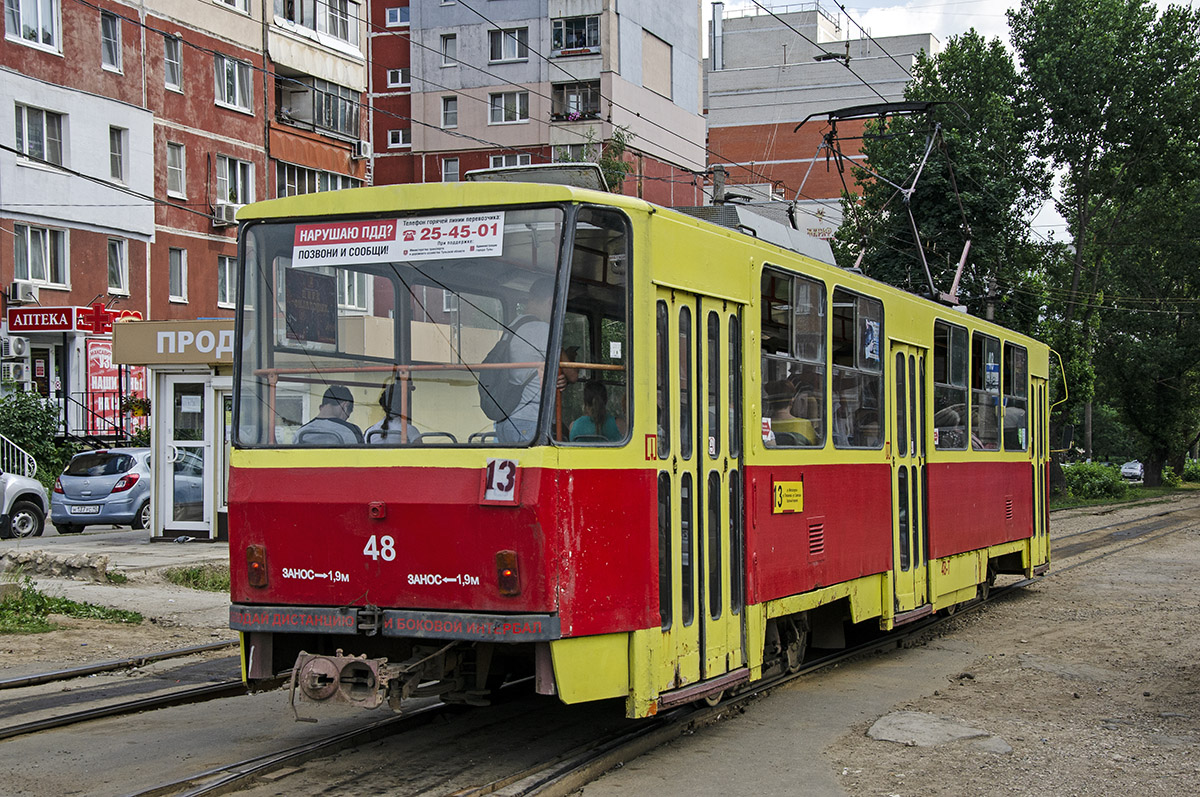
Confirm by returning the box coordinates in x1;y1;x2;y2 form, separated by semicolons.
228;465;657;639
926;461;1033;559
744;463;893;605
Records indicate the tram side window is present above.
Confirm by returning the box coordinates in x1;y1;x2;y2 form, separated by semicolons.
971;332;1001;450
831;289;883;449
1004;342;1028;451
760;267;826;448
933;321;968;450
562;207;631;445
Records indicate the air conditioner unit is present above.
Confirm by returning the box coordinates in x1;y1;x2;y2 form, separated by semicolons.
212;203;241;227
8;281;38;304
2;362;28;383
353;140;371;160
1;336;29;358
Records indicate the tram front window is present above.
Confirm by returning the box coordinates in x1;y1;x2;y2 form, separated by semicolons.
235;206;587;448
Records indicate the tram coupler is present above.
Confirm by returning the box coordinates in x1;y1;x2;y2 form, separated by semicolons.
291;649;397;713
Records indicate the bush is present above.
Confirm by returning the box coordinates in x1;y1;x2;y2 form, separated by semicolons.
1162;466;1183;488
1063;461;1128;499
0;389;77;489
1183;459;1200;482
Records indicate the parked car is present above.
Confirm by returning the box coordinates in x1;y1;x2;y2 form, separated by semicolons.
0;471;50;539
1121;460;1144;480
51;448;151;533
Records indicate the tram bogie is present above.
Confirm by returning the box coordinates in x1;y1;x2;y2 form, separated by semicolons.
227;181;1052;719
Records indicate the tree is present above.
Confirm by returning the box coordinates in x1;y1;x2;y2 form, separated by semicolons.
553;125;635;192
833;31;1052;338
0;389;75;489
1011;0;1200;482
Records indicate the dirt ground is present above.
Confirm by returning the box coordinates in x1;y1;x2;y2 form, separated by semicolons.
833;493;1200;796
5;496;1200;796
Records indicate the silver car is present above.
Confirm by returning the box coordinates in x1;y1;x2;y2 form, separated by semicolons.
51;448;152;534
0;471;50;539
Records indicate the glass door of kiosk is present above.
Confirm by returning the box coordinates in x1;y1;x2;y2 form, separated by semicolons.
158;375;213;538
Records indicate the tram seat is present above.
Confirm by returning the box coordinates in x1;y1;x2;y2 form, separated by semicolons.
571;434;608;443
417;431;458;444
294;429;347;445
469;431;498;443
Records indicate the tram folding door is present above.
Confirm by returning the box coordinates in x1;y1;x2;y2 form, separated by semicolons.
655;288;746;694
890;342;930;614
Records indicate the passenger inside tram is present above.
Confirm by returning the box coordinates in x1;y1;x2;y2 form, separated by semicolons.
365;381;421;444
569;381;622;442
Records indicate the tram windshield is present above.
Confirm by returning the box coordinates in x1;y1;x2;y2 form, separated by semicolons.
233;204;630;448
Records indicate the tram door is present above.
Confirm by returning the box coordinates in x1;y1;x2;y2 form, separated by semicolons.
890;342;929;613
1030;378;1050;566
656;288;745;692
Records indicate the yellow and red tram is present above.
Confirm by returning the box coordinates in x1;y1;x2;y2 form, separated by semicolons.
227;181;1051;718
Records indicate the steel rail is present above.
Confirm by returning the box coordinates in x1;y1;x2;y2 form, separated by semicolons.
0;639;238;690
0;679;249;741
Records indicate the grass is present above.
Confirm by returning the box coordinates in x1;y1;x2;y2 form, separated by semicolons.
0;576;143;634
162;564;230;593
1049;481;1200;511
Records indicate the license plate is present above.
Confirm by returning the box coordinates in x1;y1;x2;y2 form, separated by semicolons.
69;505;101;515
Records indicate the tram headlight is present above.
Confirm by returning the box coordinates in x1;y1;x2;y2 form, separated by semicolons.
495;550;520;596
246;544;268;588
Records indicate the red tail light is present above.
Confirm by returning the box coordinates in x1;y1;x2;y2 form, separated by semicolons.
111;472;141;493
54;478;63;494
247;545;268;588
496;550;520;596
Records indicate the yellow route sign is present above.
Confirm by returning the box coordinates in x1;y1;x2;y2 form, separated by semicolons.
771;480;804;514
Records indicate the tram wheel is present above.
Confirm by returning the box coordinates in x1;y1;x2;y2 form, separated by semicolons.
703;690;724;707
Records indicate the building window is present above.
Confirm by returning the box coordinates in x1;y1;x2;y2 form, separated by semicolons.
164;36;182;90
5;0;60;50
215;54;252;111
441;34;456;65
274;0;359;46
13;224;67;285
551;81;601;120
386;68;410;88
441;96;457;128
166;142;186;197
216;0;250;13
488;91;528;124
276;161;361;198
490;153;530;168
100;11;121;70
217;255;236;307
554;142;596;162
276;76;359;138
107;238;128;294
441;157;458;182
338;271;367;311
385;6;408;26
642;30;672;99
169;248;187;302
15;104;64;166
489;27;528;62
388;128;411;148
552;15;599;54
109;127;125;182
216;155;254;204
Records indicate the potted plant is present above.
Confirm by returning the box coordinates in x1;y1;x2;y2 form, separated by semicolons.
121;395;152;417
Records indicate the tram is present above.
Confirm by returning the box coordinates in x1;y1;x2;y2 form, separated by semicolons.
227;178;1051;718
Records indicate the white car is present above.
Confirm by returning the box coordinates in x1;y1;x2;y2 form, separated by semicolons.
1121;460;1144;480
0;471;50;539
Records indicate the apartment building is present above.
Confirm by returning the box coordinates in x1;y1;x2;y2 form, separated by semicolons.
369;0;707;207
2;0;367;432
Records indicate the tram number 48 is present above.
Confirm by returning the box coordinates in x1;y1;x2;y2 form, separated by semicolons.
483;458;519;503
363;535;396;561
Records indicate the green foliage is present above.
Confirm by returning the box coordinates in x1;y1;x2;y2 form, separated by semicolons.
554;125;635;192
0;575;142;634
1161;466;1183;489
0;389;76;490
1062;461;1128;499
162;564;230;593
129;427;151;448
1183;459;1200;482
